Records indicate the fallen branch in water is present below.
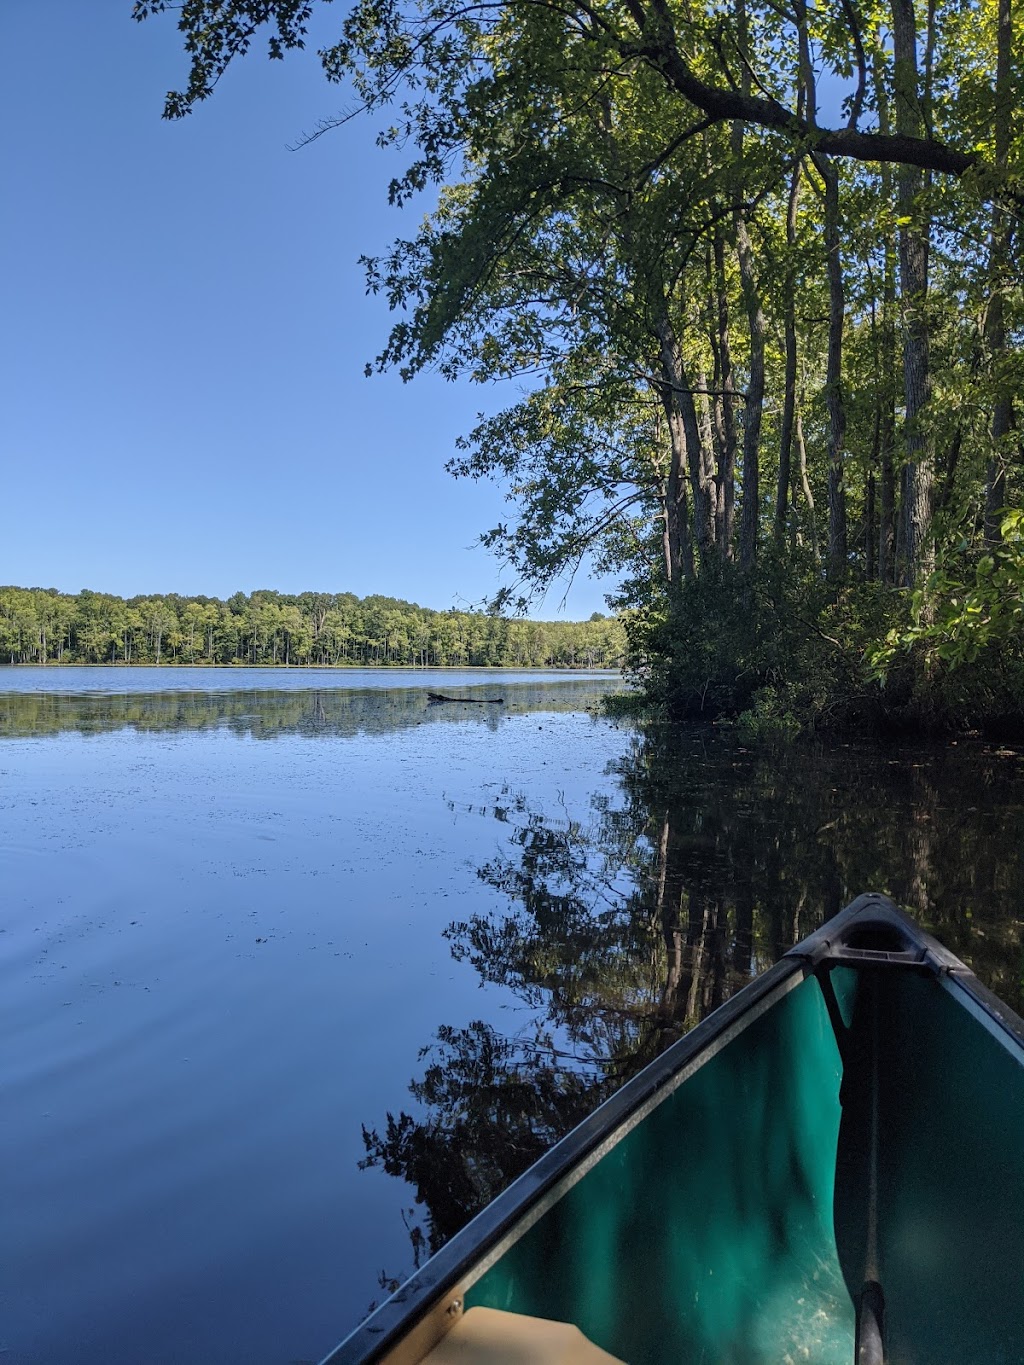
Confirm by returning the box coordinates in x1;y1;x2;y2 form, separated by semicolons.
427;692;505;705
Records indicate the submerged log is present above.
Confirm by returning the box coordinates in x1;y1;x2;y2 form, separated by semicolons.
427;692;505;705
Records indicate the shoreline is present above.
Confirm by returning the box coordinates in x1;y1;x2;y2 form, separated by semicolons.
0;662;621;673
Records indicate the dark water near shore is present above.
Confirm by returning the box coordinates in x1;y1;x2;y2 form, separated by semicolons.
2;670;1023;1363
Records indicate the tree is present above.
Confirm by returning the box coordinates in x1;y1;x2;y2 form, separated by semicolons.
112;2;1024;722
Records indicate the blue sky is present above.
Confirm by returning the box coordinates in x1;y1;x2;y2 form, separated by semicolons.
2;1;614;619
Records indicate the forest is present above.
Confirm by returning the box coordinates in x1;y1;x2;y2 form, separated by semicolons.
135;0;1024;733
0;586;624;669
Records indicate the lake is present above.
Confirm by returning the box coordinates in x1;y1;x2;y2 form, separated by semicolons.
3;668;1023;1364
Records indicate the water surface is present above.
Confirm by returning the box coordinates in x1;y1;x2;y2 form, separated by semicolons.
3;671;1023;1363
2;671;626;1365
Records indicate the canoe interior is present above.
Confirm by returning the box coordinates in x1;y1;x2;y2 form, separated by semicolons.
331;899;1024;1365
467;968;855;1362
463;963;1024;1364
848;967;1024;1364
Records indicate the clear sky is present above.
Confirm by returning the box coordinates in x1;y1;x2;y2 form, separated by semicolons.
2;1;614;619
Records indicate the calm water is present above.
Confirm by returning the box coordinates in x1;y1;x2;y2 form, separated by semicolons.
2;669;1023;1364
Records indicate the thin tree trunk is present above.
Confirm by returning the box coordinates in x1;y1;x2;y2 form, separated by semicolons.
776;163;801;543
796;406;819;560
730;0;763;572
892;0;934;587
870;49;899;584
699;374;720;548
878;285;898;583
985;0;1013;542
796;0;847;574
866;471;877;579
938;426;965;513
735;208;765;573
680;486;695;580
820;155;848;573
712;223;737;555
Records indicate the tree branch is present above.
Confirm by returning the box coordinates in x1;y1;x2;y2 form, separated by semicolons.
635;0;978;176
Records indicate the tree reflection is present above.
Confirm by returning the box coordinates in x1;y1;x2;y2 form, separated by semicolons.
362;726;1024;1273
0;680;614;740
361;1022;605;1258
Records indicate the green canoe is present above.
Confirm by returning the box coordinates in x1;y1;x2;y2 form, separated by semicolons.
324;894;1024;1365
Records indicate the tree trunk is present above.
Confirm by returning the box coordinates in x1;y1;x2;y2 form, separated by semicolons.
730;0;763;573
654;308;717;569
776;163;801;544
892;0;934;587
711;223;737;555
735;208;765;572
869;46;899;584
795;406;819;560
820;155;848;573
696;369;717;507
796;0;847;574
866;471;877;580
878;261;898;583
985;0;1013;542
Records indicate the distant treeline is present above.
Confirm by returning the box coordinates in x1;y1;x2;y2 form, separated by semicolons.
0;587;625;669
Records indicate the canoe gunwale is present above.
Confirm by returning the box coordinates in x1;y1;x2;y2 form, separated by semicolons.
938;968;1024;1060
321;954;807;1364
322;893;1024;1365
794;893;1024;1058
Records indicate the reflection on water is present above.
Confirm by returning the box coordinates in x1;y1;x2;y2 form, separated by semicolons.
363;724;1024;1278
0;664;618;696
3;684;1024;1363
0;675;623;739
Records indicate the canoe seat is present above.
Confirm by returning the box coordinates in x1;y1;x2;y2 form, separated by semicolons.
420;1306;625;1364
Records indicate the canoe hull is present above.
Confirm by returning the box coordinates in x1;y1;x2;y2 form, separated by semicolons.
325;894;1024;1365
